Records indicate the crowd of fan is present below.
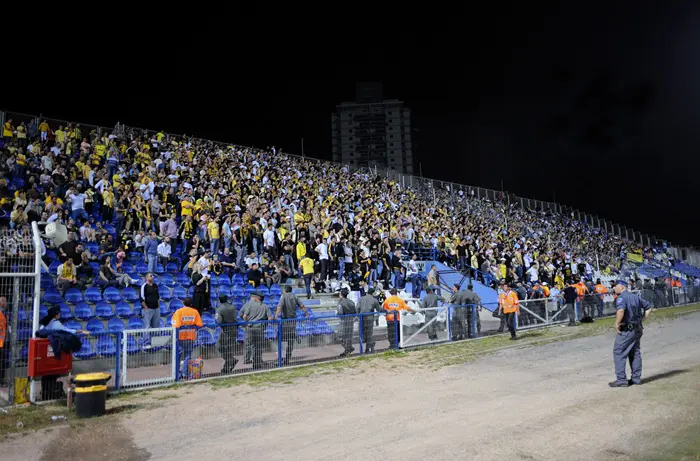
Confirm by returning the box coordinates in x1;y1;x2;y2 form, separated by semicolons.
0;116;672;304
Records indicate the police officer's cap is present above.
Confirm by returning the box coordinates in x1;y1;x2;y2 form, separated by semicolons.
251;290;265;299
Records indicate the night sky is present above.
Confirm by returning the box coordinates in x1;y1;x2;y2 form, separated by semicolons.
7;3;699;246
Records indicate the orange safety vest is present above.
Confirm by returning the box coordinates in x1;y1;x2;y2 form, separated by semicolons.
383;295;409;322
499;290;519;314
171;306;203;341
0;310;6;348
673;280;682;288
594;284;608;299
574;282;587;300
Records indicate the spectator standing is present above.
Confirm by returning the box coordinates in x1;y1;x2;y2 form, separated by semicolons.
208;217;220;254
299;254;315;299
139;273;161;346
497;281;520;340
157;237;172;269
191;263;211;313
562;283;579;326
315;236;329;282
67;186;88;223
263;223;277;260
144;230;159;274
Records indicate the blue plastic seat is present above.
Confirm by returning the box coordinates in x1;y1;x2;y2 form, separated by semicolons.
96;336;117;357
186;285;195;297
86;318;105;334
232;273;245;285
115;301;133;318
155;264;165;275
236;328;245;342
95;302;114;319
165;314;173;327
160;287;172;301
74;341;96;359
43;288;63;304
202;312;216;328
128;274;142;286
216;286;231;298
64;319;82;332
160;300;171;316
218;275;232;287
166;262;179;274
17;309;32;325
48;261;61;274
107;318;125;334
74;302;93;321
121;287;139;302
128;251;142;262
40;305;48;319
270;284;282;295
17;328;32;340
172;285;187;299
244;284;256;294
89;261;100;275
40;275;54;290
45;249;58;261
127;316;145;329
84;286;103;303
210;275;221;287
175;273;190;286
159;273;174;286
196;329;216;347
85;242;99;255
103;286;121;303
136;262;149;274
126;336;140;354
169;299;184;312
264;323;277;340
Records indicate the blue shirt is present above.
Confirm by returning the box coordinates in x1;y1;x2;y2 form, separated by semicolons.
615;290;651;325
144;237;159;256
41;319;78;335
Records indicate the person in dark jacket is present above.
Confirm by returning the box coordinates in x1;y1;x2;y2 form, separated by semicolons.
337;288;356;357
215;295;238;374
274;285;310;364
562;284;579;326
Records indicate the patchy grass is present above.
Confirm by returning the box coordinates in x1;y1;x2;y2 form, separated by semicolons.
0;404;70;437
153;394;180;401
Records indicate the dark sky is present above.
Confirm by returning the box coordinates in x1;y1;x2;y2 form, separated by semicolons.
7;3;700;246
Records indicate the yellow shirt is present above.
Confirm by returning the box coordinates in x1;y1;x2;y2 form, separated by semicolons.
95;144;106;156
55;129;66;143
300;257;315;275
38;122;49;133
207;221;220;239
181;200;194;217
102;190;114;207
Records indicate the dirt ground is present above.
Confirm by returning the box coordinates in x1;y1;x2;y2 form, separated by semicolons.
3;311;700;461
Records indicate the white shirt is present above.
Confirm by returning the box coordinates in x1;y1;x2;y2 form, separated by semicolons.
197;256;210;276
157;242;171;258
263;229;276;247
527;266;539;282
68;193;85;211
245;256;260;268
316;243;329;260
407;260;419;276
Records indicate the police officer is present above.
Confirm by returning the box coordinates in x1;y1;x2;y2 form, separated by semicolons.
357;287;382;352
463;284;482;338
241;290;272;369
420;285;445;341
653;277;667;307
215;294;239;374
274;285;310;364
449;284;467;340
337;288;356;357
609;283;652;387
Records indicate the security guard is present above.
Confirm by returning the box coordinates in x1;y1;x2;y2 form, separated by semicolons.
357;287;382;352
609;283;652;387
420;285;445;341
241;291;272;369
449;284;467;340
463;284;482;338
497;281;520;340
337;288;357;357
383;288;415;348
215;294;239;374
274;285;310;364
171;297;203;379
594;279;609;317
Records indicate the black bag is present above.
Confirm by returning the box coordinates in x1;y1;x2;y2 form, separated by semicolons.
580;315;594;323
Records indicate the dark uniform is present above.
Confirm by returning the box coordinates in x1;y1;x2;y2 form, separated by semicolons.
611;290;651;386
277;292;304;363
463;289;482;338
357;293;381;352
215;301;239;373
420;292;445;340
450;290;467;340
337;297;357;356
241;297;269;368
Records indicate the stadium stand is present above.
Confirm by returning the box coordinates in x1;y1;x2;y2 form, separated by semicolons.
1;110;699;369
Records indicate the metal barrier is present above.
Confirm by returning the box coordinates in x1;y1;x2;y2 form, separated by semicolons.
399;306;450;348
121;328;176;389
